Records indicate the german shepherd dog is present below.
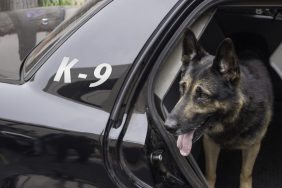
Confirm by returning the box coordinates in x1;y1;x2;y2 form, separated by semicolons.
164;29;273;188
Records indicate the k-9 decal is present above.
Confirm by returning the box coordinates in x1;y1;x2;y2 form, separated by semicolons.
53;57;112;88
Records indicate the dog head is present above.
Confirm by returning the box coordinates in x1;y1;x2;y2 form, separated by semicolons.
164;29;242;156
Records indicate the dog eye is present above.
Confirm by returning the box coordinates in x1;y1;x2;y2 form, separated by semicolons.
196;87;210;102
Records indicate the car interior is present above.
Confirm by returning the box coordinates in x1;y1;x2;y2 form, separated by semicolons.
153;5;282;188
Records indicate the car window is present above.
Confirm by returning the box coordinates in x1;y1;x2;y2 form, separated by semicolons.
0;0;95;81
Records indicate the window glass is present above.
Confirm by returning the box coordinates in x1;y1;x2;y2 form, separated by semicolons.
0;0;95;80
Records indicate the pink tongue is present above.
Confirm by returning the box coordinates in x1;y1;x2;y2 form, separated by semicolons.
177;130;195;156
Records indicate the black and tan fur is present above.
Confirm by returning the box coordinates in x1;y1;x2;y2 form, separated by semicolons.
164;29;273;188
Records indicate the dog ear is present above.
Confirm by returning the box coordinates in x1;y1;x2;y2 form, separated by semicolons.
182;28;206;65
212;38;240;84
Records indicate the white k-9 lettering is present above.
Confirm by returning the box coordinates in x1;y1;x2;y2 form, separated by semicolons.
53;57;112;88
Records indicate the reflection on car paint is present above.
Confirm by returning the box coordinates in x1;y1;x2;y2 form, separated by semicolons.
0;119;116;188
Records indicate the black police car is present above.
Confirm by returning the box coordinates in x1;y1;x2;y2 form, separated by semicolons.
1;0;282;187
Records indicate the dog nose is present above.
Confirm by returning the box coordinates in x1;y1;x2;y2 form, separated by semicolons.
164;118;178;134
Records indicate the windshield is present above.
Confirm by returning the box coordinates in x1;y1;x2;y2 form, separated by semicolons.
23;0;106;78
0;0;94;81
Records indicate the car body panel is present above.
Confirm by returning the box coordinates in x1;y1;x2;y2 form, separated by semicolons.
0;0;178;134
0;0;180;187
